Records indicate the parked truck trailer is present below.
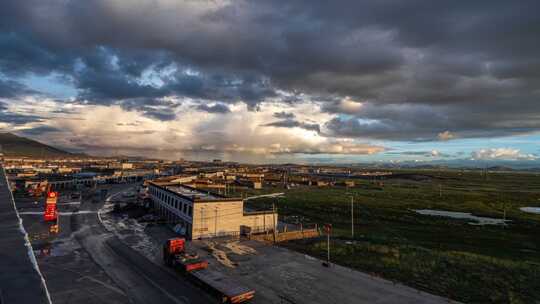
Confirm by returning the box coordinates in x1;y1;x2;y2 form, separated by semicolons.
163;238;255;303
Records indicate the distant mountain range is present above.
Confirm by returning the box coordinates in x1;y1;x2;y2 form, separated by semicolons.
348;159;540;171
0;133;75;158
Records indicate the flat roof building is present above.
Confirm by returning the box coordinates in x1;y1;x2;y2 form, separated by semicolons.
148;181;277;239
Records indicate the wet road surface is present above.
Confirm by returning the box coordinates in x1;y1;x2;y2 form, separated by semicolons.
20;184;214;304
0;166;49;304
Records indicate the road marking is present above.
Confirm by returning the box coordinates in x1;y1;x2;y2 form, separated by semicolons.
57;201;81;205
19;211;99;215
76;275;127;296
48;263;127;296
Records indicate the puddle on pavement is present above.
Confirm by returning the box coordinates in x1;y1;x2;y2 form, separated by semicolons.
99;202;160;261
33;237;82;258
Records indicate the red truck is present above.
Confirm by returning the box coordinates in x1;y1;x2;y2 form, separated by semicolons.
163;238;209;272
163;238;255;303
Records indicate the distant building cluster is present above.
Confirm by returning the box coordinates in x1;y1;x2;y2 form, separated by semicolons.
5;155;394;240
4;156;394;195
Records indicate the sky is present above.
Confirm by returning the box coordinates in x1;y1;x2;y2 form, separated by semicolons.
0;0;539;164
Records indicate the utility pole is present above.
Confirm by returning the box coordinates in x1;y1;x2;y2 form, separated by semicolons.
327;229;330;263
351;196;354;239
214;207;218;236
503;208;507;228
439;184;442;198
503;202;507;229
200;207;204;238
272;202;277;243
324;224;332;266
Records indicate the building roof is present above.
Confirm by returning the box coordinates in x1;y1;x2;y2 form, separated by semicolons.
149;181;241;203
166;185;219;200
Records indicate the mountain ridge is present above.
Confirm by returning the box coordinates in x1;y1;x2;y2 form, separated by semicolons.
0;132;75;158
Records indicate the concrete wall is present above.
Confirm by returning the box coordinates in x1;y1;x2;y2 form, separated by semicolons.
191;201;278;239
241;212;277;233
192;201;244;239
250;229;320;242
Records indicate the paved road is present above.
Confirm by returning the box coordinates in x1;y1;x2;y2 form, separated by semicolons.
0;166;50;304
70;186;214;304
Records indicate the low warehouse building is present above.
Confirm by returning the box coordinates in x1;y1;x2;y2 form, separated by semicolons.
148;181;277;239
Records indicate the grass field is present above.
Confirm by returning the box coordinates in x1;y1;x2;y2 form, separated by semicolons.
238;169;540;303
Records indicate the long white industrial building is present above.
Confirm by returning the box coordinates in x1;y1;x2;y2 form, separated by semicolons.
148;181;277;239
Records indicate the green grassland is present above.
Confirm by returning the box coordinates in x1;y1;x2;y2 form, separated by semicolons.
239;169;540;303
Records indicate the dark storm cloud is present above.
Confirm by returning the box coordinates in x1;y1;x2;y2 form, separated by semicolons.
1;0;540;139
273;112;295;119
66;46;277;110
0;102;43;125
0;78;35;97
166;72;276;108
263;119;321;133
325;101;540;141
110;97;178;121
139;109;176;121
0;79;23;98
196;103;231;113
0;112;43;125
0;32;69;76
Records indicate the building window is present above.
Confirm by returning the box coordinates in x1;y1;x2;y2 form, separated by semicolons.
188;206;193;217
